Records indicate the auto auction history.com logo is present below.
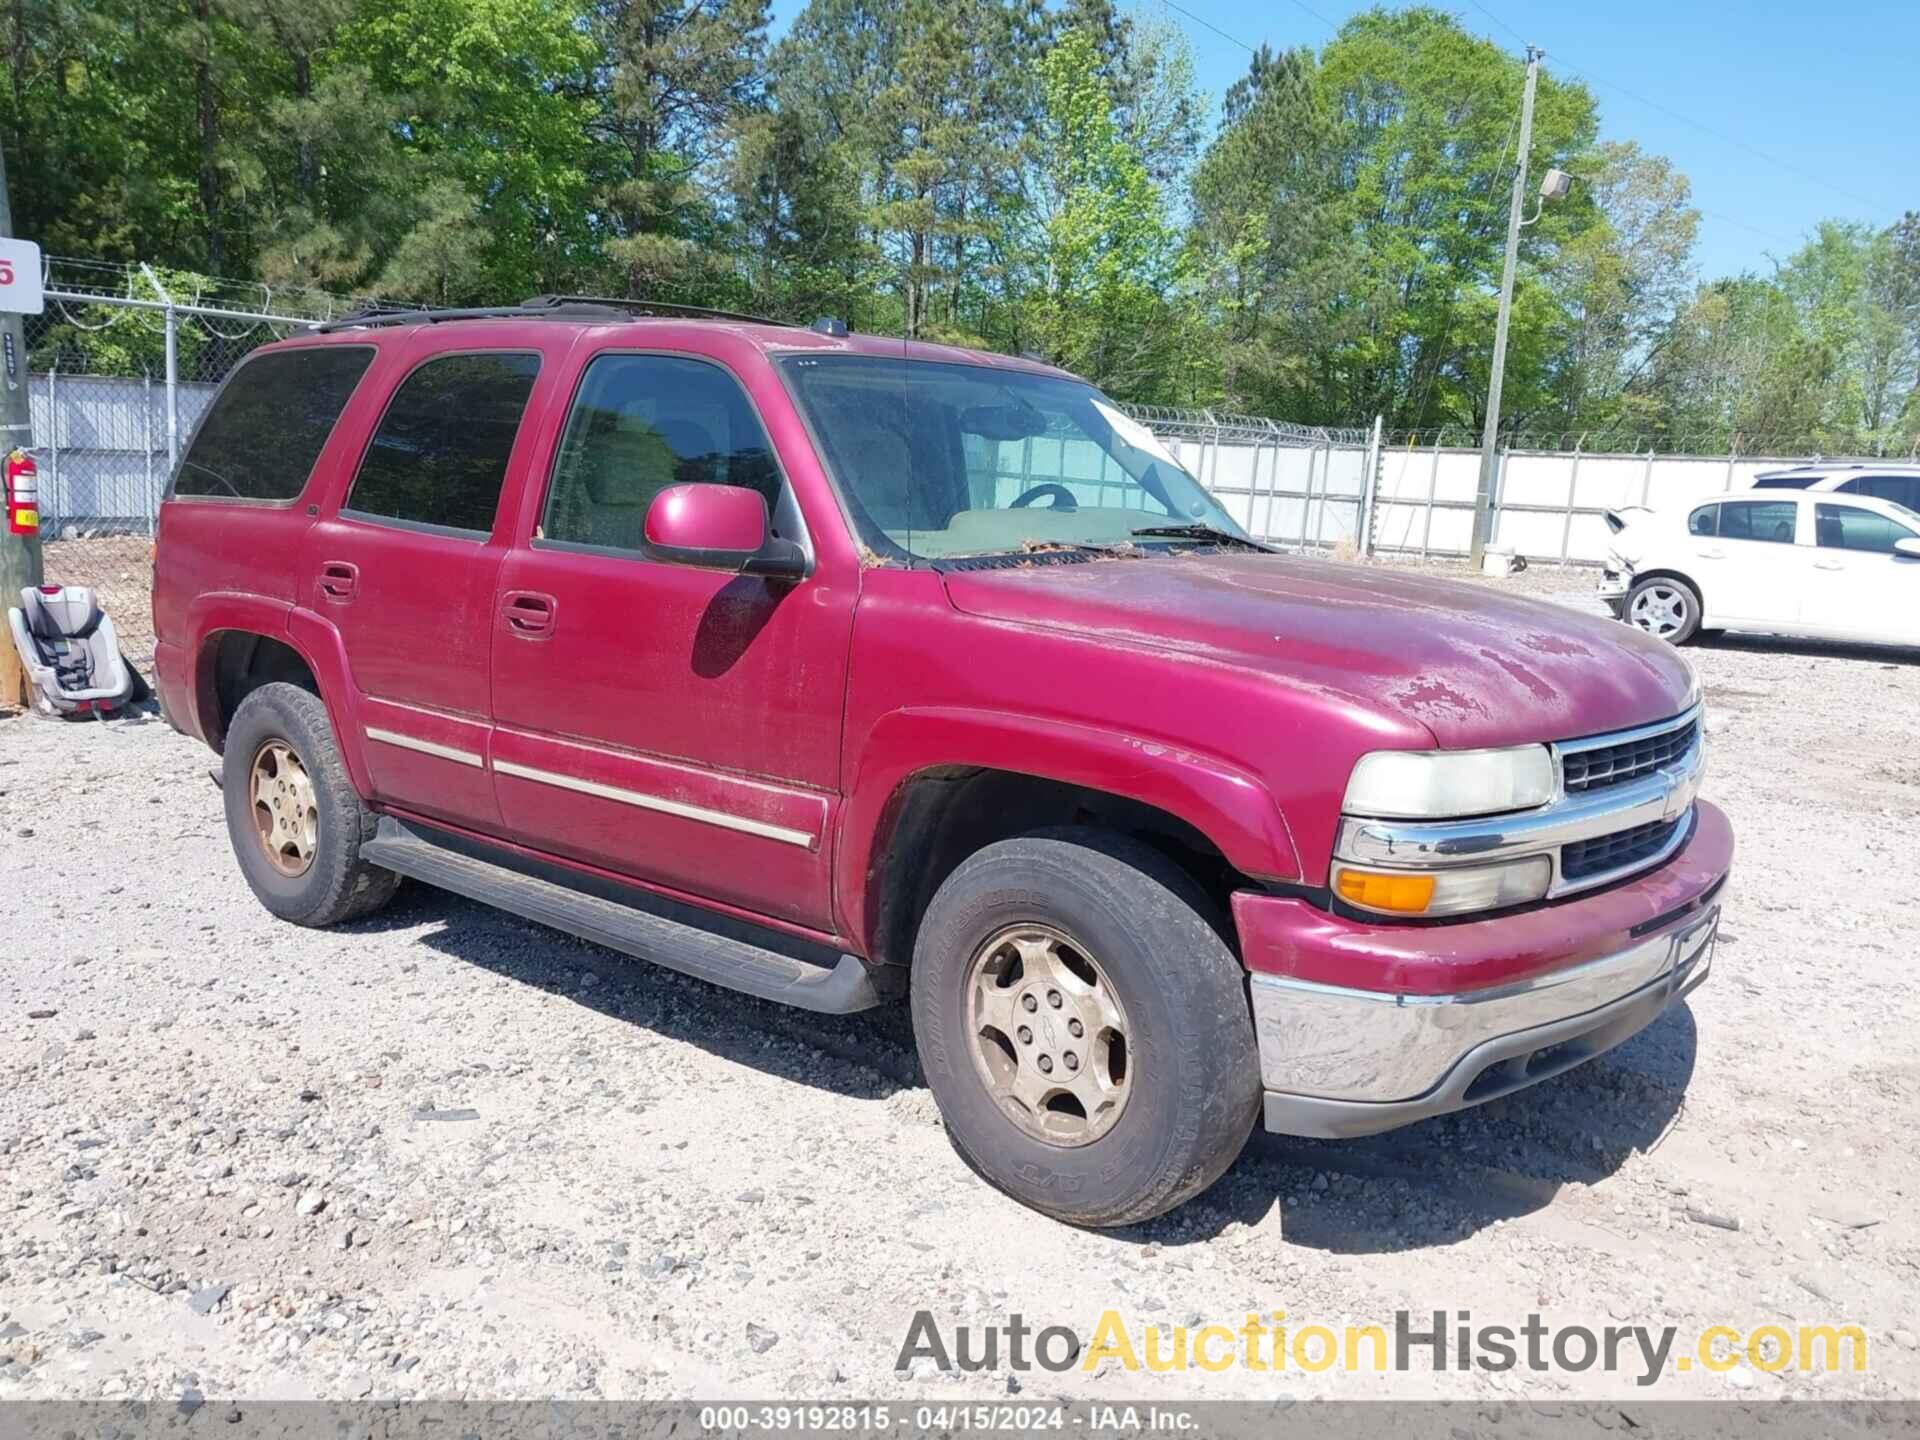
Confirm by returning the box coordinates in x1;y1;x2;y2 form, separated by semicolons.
896;1309;1869;1387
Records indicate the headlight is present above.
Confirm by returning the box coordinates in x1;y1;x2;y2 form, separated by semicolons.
1333;856;1553;917
1342;745;1555;819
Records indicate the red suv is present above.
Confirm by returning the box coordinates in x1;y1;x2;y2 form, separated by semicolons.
152;298;1731;1226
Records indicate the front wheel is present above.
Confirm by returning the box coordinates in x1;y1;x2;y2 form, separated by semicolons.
909;829;1261;1228
1626;575;1703;645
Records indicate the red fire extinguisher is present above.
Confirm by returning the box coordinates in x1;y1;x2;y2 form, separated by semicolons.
4;448;37;535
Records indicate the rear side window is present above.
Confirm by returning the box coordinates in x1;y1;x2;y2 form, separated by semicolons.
344;352;541;535
540;354;781;553
1839;475;1920;509
1815;503;1916;554
1751;475;1815;489
174;347;373;501
1687;504;1718;536
1718;499;1798;544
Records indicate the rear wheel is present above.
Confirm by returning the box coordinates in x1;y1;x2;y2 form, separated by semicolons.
222;682;400;926
909;828;1260;1227
1626;576;1702;645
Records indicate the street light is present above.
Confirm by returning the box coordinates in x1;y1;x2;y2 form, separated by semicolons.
1468;49;1579;568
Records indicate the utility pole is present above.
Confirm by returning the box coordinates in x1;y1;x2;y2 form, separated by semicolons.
1469;44;1542;569
0;139;42;708
0;142;37;590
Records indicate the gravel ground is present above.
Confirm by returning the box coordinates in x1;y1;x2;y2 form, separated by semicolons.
3;562;1918;1407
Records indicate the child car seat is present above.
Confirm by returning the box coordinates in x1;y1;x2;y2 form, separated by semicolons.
7;585;142;717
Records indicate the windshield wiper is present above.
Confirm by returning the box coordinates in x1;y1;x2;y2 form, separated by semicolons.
1130;523;1274;552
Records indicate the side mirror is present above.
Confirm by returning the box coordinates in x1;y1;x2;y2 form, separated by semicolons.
1895;537;1920;560
642;483;807;580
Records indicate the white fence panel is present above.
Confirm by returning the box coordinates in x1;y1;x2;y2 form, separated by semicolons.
26;350;1903;563
33;374;220;534
1329;440;1914;566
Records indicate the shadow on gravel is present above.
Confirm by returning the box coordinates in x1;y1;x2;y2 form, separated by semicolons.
341;883;924;1102
340;882;1701;1256
1110;1004;1698;1255
1695;632;1920;665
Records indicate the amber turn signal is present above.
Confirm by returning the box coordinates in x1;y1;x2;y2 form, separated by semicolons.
1334;868;1438;913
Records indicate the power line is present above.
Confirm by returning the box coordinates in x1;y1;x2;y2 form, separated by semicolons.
1544;57;1889;217
1158;0;1338;53
1159;0;1889;238
1691;208;1802;251
1462;0;1528;47
1432;1;1893;221
1159;0;1254;53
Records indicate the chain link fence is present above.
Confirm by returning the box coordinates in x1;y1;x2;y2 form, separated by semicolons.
1120;408;1382;552
20;257;1918;670
23;260;372;664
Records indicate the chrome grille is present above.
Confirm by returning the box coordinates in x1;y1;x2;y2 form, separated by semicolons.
1562;717;1698;794
1561;816;1686;882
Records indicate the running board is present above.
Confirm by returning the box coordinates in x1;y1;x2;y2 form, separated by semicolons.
361;818;884;1013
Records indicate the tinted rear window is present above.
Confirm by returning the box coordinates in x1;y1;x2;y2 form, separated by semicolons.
173;347;374;501
1719;499;1798;543
1751;475;1816;489
344;352;541;535
1838;475;1920;508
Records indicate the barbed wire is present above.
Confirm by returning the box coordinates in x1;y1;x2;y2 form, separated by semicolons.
39;255;391;323
1382;429;1920;460
1120;405;1373;447
26;267;1920;463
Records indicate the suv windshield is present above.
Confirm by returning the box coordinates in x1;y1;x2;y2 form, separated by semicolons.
779;354;1248;560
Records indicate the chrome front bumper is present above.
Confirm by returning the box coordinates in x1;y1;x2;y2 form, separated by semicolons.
1255;906;1717;1138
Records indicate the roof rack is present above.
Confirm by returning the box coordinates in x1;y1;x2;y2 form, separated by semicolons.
315;294;783;334
522;294;782;325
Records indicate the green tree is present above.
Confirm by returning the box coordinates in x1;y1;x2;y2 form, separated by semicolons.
590;0;772;300
1189;8;1602;430
337;0;603;300
1546;140;1699;433
1014;27;1183;394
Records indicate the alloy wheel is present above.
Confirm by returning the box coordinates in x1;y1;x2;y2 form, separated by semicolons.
964;924;1133;1147
250;739;319;877
1629;583;1691;639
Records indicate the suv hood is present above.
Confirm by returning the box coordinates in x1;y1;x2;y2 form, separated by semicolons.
940;553;1696;749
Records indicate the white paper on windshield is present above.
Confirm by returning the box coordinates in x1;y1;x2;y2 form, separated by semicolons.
1090;397;1186;472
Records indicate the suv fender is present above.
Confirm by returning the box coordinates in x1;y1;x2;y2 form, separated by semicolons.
177;592;296;742
837;704;1300;950
183;601;372;799
284;605;375;793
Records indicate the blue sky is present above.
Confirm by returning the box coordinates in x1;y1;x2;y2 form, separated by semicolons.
763;0;1916;282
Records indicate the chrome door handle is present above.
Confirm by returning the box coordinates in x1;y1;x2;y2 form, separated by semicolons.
1813;559;1844;571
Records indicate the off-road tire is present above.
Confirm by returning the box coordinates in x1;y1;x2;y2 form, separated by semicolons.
222;682;400;926
910;828;1261;1228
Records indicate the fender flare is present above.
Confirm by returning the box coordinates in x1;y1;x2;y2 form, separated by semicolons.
283;605;373;794
183;592;293;746
835;705;1301;950
187;597;373;797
